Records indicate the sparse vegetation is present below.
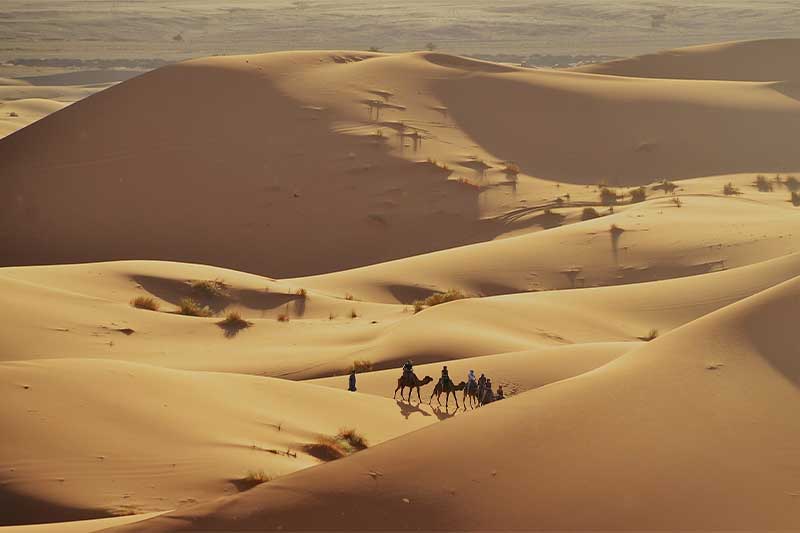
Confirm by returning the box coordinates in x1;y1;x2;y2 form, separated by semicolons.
130;296;159;311
653;180;677;194
671;195;683;208
277;313;290;322
238;469;271;489
600;187;620;206
178;297;213;317
218;311;250;329
350;309;359;319
754;175;773;192
723;182;741;196
412;289;468;313
785;176;800;192
629;187;647;203
425;42;438;52
792;191;800;207
639;329;659;341
345;293;355;301
368;45;382;52
503;162;520;177
303;428;369;462
328;311;336;320
295;288;308;298
352;360;372;373
609;224;625;236
336;428;369;451
190;279;228;298
581;207;601;221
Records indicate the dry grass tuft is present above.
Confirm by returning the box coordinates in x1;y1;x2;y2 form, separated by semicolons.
218;311;250;329
336;428;369;451
599;187;620;206
131;296;159;311
178;297;213;317
754;175;773;192
629;187;647;203
723;182;741;196
190;279;229;298
350;309;359;319
295;288;308;298
792;191;800;207
580;207;601;221
412;289;468;313
639;329;659;341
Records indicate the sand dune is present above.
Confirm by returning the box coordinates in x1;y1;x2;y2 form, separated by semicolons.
2;44;800;276
573;38;800;81
108;275;800;532
0;359;432;525
2;251;799;379
4;38;800;531
0;99;66;138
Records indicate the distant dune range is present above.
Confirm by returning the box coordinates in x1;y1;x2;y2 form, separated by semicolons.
2;39;800;531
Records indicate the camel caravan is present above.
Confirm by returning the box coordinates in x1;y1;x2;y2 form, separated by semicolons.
393;361;505;409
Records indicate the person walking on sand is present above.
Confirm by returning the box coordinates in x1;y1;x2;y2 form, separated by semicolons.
348;369;357;392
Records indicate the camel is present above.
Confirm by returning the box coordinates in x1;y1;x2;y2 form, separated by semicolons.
463;380;479;409
430;380;467;409
394;373;434;402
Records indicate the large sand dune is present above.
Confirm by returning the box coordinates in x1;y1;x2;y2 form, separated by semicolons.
108;275;800;532
2;42;800;276
3;38;800;531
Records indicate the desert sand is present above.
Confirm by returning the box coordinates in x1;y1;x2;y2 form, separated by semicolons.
2;37;800;531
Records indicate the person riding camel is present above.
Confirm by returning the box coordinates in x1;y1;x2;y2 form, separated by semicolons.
440;365;451;389
467;369;476;385
402;360;414;379
483;378;494;404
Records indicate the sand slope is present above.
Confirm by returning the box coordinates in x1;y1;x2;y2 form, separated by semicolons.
2;251;800;378
2;44;800;275
573;38;800;81
0;359;433;525
109;275;800;532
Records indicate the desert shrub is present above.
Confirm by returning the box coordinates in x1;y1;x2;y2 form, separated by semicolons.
671;195;683;208
653;180;677;194
352;360;372;373
581;207;601;221
277;312;290;322
412;289;467;313
336;428;369;451
609;224;625;236
238;469;271;489
350;309;359;319
754;175;773;192
640;329;659;341
792;192;800;207
345;293;355;301
328;312;336;320
629;187;647;203
503;162;520;177
131;296;159;311
191;279;228;298
304;436;347;461
178;297;212;317
600;187;619;206
785;176;800;192
295;288;307;298
723;182;740;196
218;311;250;329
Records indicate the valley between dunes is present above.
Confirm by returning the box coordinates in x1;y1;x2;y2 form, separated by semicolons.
2;38;800;532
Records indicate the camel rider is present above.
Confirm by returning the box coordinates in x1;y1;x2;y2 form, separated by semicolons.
441;365;451;388
483;378;494;404
402;360;414;380
467;369;477;391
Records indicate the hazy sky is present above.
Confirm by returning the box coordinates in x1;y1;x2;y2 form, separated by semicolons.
1;1;798;61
